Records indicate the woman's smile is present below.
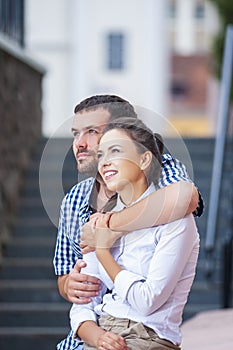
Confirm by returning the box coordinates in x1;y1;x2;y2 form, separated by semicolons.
103;169;119;181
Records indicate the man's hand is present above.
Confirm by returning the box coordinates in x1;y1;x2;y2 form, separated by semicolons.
58;260;101;304
80;213;122;253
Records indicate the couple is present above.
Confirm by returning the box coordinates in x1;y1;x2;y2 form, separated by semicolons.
54;95;201;350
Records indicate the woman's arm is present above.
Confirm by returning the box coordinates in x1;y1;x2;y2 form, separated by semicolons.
109;181;198;232
80;181;198;251
116;216;199;316
95;248;122;281
108;152;203;232
77;320;128;349
69;252;128;349
69;252;106;337
77;320;105;347
96;215;199;316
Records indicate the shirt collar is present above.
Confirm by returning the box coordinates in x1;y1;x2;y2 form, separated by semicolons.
114;183;156;211
79;178;96;223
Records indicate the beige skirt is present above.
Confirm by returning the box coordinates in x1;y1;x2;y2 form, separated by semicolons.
84;314;181;350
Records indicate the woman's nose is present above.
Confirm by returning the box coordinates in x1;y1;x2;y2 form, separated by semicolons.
103;159;112;167
99;154;112;168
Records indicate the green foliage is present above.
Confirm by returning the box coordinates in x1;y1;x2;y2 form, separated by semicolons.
212;27;226;79
208;0;233;99
209;0;233;24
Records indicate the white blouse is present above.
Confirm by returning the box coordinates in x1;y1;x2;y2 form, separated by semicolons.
70;184;200;345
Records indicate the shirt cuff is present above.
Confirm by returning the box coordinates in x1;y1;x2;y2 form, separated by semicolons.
70;310;97;340
114;270;145;302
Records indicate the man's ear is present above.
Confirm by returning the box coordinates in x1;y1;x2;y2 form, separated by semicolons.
140;151;152;171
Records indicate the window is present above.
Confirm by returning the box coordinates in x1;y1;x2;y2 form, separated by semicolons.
171;80;189;99
168;0;177;19
194;1;205;19
107;33;124;70
0;0;24;46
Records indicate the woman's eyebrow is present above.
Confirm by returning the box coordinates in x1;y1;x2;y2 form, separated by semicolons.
108;144;121;149
98;143;122;153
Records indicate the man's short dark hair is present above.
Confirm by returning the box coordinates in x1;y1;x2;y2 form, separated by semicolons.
74;94;137;120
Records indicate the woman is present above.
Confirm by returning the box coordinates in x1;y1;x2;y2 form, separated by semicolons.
70;117;199;350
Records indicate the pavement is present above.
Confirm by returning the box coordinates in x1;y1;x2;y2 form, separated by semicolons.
181;308;233;349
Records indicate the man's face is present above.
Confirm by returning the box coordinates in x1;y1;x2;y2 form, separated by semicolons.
71;108;110;175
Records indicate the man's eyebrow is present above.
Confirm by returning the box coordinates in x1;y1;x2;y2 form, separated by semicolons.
71;125;103;132
71;127;78;132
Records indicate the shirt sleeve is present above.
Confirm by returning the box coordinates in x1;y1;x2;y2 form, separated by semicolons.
114;214;199;316
69;252;107;339
159;153;204;217
159;153;192;187
53;196;79;276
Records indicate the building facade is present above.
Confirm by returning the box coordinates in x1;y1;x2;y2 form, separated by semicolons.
1;0;220;136
167;0;220;135
24;0;169;136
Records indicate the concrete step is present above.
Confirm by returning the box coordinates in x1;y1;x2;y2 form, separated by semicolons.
0;280;64;303
4;237;56;258
183;303;220;321
187;281;221;305
0;258;55;279
181;308;233;350
12;217;59;237
194;258;222;283
0;327;69;350
0;303;70;327
1;136;226;349
12;225;57;238
18;197;64;211
23;174;78;188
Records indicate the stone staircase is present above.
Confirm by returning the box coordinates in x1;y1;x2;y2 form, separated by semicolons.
0;137;231;349
0;138;77;349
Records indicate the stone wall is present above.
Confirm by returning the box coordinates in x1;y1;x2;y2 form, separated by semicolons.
0;36;45;257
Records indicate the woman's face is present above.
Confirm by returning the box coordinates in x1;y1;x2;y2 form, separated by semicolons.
98;129;149;205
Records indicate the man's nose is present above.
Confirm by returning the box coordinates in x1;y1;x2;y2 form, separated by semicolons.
74;133;87;149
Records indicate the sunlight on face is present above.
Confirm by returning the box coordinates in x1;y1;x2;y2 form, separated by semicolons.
71;108;110;175
98;129;149;205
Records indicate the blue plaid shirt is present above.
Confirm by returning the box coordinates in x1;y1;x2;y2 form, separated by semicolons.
54;153;203;350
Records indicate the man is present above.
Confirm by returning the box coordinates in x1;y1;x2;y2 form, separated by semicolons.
54;94;203;350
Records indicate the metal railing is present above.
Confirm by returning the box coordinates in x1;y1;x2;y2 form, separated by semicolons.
0;0;24;47
205;25;233;308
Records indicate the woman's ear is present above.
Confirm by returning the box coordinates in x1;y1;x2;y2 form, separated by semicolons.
140;151;152;171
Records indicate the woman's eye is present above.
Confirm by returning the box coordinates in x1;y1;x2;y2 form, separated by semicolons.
111;148;120;153
97;152;103;159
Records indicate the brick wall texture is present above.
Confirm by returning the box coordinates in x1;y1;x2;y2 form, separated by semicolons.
0;46;44;253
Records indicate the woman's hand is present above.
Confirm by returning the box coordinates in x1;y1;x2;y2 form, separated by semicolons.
81;213;122;254
97;330;128;350
78;320;128;350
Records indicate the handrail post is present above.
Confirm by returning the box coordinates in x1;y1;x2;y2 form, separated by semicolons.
205;25;233;273
223;232;233;308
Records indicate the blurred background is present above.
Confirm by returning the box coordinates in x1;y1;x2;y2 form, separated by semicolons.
1;0;223;137
0;1;232;349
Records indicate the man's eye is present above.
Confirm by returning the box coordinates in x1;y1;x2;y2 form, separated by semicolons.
89;129;98;134
73;132;80;138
